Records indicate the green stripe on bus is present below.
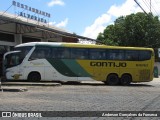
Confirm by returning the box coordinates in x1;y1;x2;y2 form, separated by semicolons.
62;59;91;77
46;59;91;77
46;59;77;77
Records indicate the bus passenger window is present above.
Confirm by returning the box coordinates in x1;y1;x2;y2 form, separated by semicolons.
139;51;151;60
107;50;124;60
29;47;51;60
56;48;64;59
51;48;56;58
53;48;70;59
125;50;139;61
89;49;106;60
71;48;88;59
63;48;70;59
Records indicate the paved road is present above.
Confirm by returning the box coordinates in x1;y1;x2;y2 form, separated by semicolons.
0;78;160;120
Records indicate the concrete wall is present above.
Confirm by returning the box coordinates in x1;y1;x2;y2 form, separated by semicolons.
15;34;22;44
0;23;15;33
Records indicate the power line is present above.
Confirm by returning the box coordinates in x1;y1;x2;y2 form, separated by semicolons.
151;0;160;16
150;0;151;12
137;0;159;16
0;4;13;17
144;0;159;16
142;0;150;12
134;0;148;15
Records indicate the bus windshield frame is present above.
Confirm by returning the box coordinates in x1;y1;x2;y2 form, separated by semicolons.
3;51;23;69
14;46;33;56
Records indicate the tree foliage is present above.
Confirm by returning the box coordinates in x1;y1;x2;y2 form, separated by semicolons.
97;12;160;48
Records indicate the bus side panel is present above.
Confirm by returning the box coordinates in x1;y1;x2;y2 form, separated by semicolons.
76;60;100;81
5;66;21;80
119;61;137;82
77;60;120;81
23;59;45;80
119;60;153;82
44;59;78;81
135;61;152;82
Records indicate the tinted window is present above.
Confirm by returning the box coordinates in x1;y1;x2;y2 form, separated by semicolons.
139;51;151;60
71;48;88;59
125;50;139;61
29;46;51;60
15;46;33;57
51;48;70;59
89;49;106;60
5;52;22;68
107;50;125;60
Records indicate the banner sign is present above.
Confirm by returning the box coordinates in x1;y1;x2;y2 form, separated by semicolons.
12;1;50;23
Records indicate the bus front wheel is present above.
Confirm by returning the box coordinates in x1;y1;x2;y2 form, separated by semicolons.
106;74;119;85
28;72;41;82
120;74;132;86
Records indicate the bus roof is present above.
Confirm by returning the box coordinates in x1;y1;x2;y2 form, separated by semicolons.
15;42;153;51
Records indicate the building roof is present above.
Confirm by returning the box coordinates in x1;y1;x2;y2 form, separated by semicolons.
0;11;68;33
0;11;102;44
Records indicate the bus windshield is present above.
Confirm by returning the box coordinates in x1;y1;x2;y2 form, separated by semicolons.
4;51;23;69
3;46;33;74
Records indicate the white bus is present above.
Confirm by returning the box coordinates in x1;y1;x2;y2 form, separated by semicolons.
3;42;154;85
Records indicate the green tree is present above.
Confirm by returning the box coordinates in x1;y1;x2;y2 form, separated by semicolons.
97;12;160;48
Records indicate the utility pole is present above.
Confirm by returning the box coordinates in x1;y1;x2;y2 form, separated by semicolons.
150;0;151;13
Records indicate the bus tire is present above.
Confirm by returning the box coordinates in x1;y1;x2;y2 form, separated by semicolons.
106;74;119;85
120;74;132;86
28;72;41;82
